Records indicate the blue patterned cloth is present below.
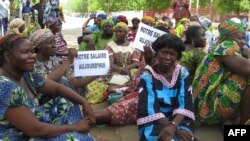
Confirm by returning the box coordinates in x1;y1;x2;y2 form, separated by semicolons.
0;72;95;141
137;65;194;141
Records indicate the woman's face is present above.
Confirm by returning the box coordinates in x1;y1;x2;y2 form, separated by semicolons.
103;22;113;35
193;28;206;47
114;27;127;41
19;24;25;33
9;39;36;72
49;22;61;33
156;47;178;68
95;17;102;27
132;20;139;28
38;36;56;56
234;31;246;48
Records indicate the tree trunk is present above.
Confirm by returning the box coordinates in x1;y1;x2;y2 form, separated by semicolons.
9;0;14;16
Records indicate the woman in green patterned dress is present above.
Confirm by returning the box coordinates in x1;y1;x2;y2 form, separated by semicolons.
192;19;250;124
79;19;115;51
181;25;207;82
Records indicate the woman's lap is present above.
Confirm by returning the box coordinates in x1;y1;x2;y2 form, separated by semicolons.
32;97;95;141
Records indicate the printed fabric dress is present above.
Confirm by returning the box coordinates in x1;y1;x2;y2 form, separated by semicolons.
192;41;250;123
137;65;195;141
180;48;207;82
0;72;95;141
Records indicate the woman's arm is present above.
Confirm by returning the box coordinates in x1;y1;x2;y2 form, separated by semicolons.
217;55;250;76
47;60;71;81
37;79;96;125
5;105;90;138
47;49;77;81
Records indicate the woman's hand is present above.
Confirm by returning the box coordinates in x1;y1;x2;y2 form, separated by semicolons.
67;48;77;64
82;101;96;126
242;46;250;59
143;46;153;66
72;117;91;133
158;125;177;141
176;130;194;141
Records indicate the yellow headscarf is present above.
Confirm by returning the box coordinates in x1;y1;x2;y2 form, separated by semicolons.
141;16;155;26
114;22;128;32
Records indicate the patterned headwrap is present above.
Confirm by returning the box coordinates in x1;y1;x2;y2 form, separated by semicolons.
97;13;107;20
199;16;212;29
141;16;155;26
7;18;25;34
155;20;168;27
29;29;54;48
114;22;128;32
0;34;24;52
219;19;245;40
45;17;62;27
101;19;114;29
117;15;128;25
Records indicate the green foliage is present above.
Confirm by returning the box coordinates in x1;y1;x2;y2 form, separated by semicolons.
214;0;250;14
69;0;89;13
69;0;250;14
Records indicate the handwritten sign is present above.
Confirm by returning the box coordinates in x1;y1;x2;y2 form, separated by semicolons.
74;50;110;76
133;23;167;51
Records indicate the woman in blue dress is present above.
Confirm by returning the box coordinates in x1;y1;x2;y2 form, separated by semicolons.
137;34;195;141
0;34;96;141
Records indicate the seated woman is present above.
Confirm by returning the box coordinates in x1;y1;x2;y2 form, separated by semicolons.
192;19;250;125
137;34;195;141
0;34;95;141
80;19;115;51
181;25;207;82
105;22;140;78
29;29;97;103
45;17;68;60
94;24;170;126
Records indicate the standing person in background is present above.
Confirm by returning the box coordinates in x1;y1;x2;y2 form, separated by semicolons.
33;0;45;28
22;0;33;26
43;0;60;25
0;0;10;37
172;0;191;23
127;17;140;42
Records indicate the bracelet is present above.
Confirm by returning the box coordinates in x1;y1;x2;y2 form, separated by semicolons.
169;121;177;127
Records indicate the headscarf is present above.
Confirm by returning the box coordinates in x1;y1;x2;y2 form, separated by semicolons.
101;19;114;29
97;13;107;20
0;34;24;52
155;20;168;27
114;22;128;32
178;18;189;24
117;15;128;25
7;18;25;34
45;17;62;28
112;16;118;24
199;16;212;29
219;19;245;40
141;16;155;26
29;29;54;48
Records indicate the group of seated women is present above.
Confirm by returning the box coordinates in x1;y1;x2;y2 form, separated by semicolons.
0;16;250;141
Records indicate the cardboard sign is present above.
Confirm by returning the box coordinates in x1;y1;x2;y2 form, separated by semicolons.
133;23;167;51
74;50;110;76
